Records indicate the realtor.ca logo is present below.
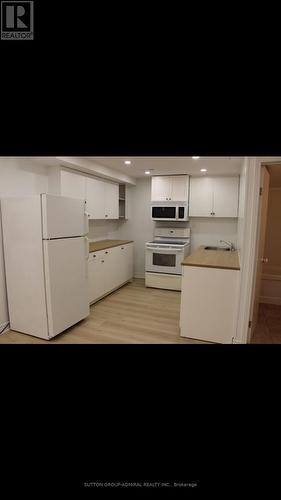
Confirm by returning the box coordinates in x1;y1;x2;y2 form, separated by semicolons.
1;1;34;39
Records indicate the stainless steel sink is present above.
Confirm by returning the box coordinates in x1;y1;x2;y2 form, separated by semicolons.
204;246;231;251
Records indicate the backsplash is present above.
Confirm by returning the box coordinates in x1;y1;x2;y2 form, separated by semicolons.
88;220;122;242
189;218;238;252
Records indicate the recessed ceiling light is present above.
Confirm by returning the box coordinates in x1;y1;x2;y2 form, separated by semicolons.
145;171;151;175
200;168;207;172
124;160;131;165
192;156;200;160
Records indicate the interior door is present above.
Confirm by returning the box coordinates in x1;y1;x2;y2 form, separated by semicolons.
250;166;270;336
86;177;105;219
43;237;89;337
42;194;88;239
213;177;239;217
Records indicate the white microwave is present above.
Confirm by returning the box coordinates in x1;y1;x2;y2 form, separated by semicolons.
151;204;188;221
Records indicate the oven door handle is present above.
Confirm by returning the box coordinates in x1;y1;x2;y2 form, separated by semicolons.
146;246;184;253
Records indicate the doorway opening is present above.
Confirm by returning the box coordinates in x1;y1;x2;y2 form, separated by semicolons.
251;163;281;343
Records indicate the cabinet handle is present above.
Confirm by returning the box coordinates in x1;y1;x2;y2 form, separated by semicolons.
105;251;108;254
93;254;96;258
105;214;108;217
121;247;124;250
101;260;105;263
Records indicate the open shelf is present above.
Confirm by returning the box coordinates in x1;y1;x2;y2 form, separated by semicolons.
119;184;126;219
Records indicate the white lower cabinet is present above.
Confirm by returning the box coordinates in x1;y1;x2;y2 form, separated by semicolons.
116;243;133;284
88;243;133;304
88;252;106;303
180;265;240;343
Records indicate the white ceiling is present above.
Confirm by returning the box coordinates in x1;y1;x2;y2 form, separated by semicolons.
88;157;244;178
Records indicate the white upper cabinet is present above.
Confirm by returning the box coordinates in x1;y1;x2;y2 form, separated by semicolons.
53;168;119;220
170;176;189;202
212;177;239;218
86;177;105;219
189;177;213;217
151;176;171;201
104;182;119;219
60;170;86;200
189;176;239;218
86;177;119;220
151;175;189;202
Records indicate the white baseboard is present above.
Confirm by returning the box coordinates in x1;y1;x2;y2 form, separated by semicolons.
260;296;281;306
0;321;10;334
134;273;145;279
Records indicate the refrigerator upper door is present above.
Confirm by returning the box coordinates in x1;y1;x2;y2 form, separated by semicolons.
41;194;88;239
43;237;89;337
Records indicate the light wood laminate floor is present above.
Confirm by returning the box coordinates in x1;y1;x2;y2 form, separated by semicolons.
0;279;208;344
251;303;281;344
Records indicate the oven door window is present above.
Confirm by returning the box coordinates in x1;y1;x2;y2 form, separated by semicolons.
153;253;176;267
152;207;176;219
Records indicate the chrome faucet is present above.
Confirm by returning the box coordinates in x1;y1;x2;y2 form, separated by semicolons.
220;240;235;251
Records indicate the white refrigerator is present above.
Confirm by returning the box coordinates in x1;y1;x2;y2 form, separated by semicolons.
1;194;90;340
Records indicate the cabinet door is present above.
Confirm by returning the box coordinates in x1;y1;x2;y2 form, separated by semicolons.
86;177;105;219
189;177;213;217
105;182;119;219
88;252;106;303
123;243;133;282
213;177;239;217
151;177;171;201
61;170;86;200
104;247;120;291
170;175;189;202
114;244;133;285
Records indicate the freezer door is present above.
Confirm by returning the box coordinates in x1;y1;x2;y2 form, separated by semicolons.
43;237;90;337
41;194;88;239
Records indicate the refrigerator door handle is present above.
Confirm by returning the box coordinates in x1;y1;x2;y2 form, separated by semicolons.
84;211;90;234
84;236;89;259
85;236;89;278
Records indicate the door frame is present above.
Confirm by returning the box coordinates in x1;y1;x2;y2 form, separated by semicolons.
235;157;281;344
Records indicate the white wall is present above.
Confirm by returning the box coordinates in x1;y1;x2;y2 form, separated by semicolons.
88;220;121;241
189;218;238;252
237;158;248;260
117;179;154;278
0;158;49;328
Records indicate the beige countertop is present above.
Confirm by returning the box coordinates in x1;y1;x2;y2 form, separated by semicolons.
89;240;133;253
182;245;240;271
